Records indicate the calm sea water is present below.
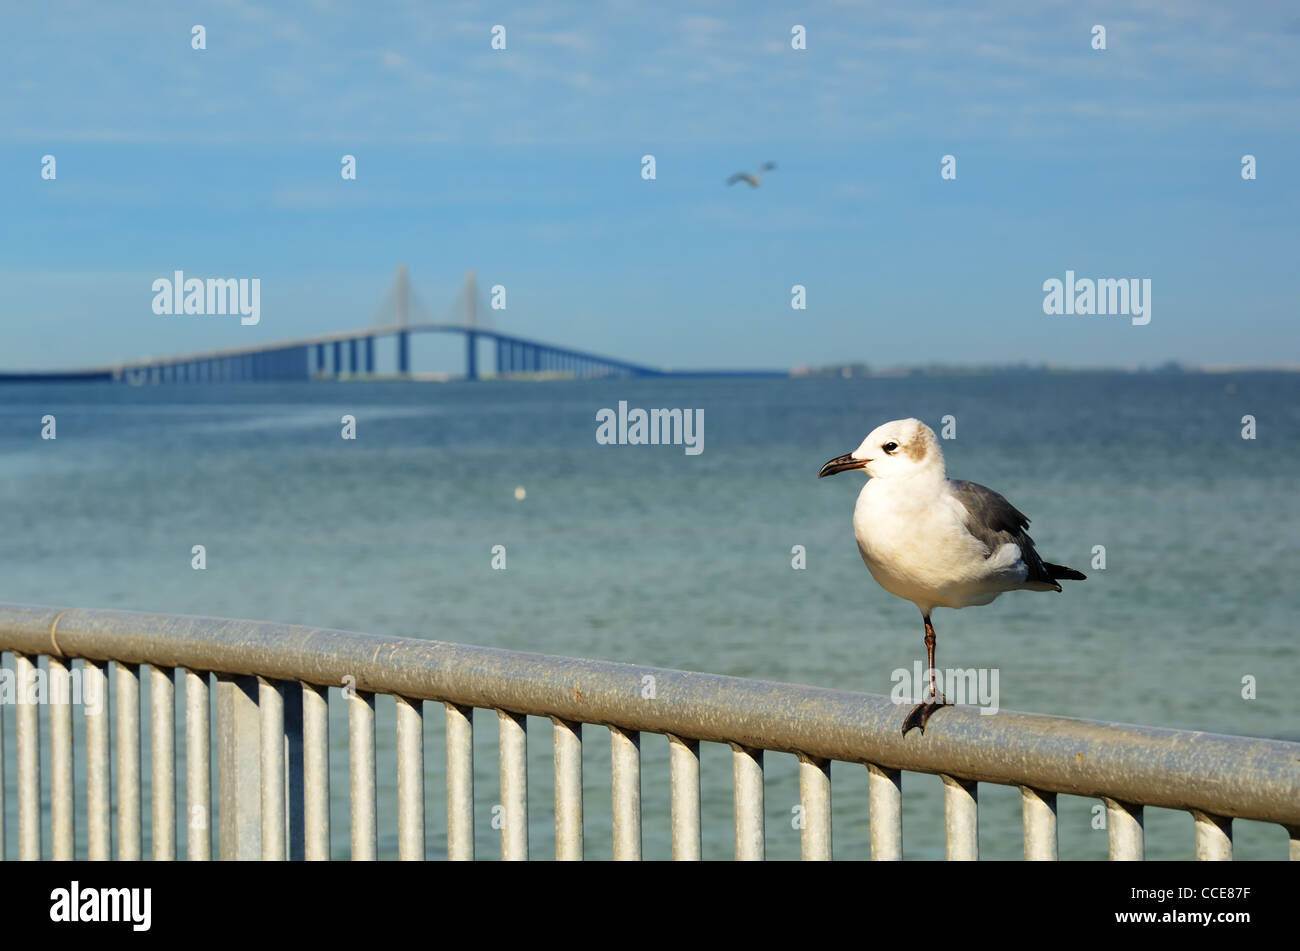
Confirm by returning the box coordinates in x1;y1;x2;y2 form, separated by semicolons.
1;373;1297;860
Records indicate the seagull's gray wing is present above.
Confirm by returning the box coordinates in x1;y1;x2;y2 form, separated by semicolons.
727;172;755;186
947;479;1060;590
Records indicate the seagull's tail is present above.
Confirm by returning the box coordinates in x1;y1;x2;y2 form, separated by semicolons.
1044;562;1087;582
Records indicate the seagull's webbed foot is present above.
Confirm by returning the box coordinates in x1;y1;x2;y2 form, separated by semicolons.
901;694;952;736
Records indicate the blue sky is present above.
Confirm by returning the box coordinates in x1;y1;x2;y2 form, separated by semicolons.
2;0;1297;371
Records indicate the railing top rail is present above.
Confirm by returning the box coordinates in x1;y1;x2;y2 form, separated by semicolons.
2;601;1297;826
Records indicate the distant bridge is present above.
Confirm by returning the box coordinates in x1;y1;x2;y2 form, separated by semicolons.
0;267;783;384
85;322;666;385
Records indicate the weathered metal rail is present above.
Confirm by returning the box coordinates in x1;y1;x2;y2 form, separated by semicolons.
0;602;1296;860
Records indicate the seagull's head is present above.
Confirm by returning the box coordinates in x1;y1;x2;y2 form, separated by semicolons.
818;418;943;480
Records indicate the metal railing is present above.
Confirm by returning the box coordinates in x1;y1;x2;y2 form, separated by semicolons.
1;601;1297;861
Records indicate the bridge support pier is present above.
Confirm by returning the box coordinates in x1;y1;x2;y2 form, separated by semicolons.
466;331;477;381
365;338;375;375
398;332;409;376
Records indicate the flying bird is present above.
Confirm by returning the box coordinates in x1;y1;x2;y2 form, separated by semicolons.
727;161;776;187
819;418;1085;735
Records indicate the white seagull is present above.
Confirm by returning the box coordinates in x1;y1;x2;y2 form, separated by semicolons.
819;418;1085;735
727;161;776;187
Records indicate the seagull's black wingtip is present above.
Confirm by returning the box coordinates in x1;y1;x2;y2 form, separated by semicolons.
1045;562;1087;582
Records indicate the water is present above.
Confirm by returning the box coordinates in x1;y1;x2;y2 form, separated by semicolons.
1;373;1297;860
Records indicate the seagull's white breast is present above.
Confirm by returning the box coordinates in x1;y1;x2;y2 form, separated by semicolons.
851;475;1026;613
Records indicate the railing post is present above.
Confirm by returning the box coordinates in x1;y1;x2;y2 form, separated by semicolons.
396;695;425;861
669;735;701;861
798;754;832;861
84;659;110;860
1021;786;1058;860
1104;798;1145;860
217;674;261;860
1192;810;1232;861
15;653;39;860
349;690;377;860
732;744;764;860
943;775;979;860
259;677;285;860
610;726;641;860
867;764;902;860
116;662;141;861
498;709;528;861
552;718;583;861
49;656;75;860
445;703;474;861
151;666;176;861
301;682;330;860
185;669;211;861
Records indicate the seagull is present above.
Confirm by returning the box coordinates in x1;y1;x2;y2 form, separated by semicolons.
727;161;776;187
819;418;1085;736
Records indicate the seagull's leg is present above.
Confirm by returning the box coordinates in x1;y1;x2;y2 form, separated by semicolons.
902;614;952;736
923;616;942;701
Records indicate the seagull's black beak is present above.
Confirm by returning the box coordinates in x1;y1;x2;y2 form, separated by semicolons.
818;453;869;478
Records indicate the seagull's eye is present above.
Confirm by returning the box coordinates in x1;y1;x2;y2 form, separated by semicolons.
882;441;899;454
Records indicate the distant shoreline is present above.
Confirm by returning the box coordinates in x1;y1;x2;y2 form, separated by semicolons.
790;362;1300;378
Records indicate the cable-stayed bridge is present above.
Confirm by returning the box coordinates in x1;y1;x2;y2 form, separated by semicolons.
2;267;779;384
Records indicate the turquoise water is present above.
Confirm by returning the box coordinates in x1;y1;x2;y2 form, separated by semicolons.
1;373;1297;859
